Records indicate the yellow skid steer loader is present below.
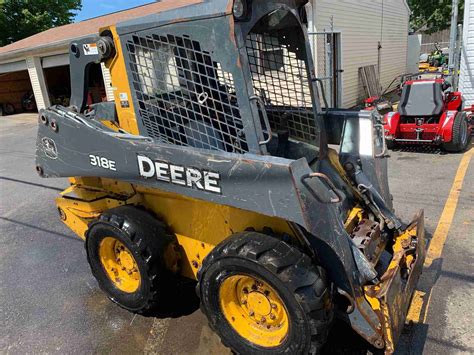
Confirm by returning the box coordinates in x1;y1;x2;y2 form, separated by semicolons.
35;0;425;353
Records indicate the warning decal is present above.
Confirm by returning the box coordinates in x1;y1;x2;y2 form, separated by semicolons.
83;43;99;56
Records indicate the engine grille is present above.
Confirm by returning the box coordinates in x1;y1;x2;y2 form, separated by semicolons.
127;34;247;153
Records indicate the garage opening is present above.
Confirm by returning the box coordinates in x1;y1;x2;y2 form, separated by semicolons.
42;52;106;108
86;63;108;105
44;66;71;107
0;70;34;115
43;63;107;108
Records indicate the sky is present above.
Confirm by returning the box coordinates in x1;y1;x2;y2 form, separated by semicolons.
74;0;153;22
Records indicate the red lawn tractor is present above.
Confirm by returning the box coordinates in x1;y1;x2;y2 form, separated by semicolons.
383;79;471;152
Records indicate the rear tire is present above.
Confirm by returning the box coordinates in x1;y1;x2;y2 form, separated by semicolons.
197;232;333;354
86;206;181;314
443;112;470;152
386;140;397;150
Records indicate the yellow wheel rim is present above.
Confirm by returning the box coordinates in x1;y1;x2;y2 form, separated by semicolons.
219;274;289;348
99;237;141;293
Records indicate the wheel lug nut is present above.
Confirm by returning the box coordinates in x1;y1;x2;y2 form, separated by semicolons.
271;303;277;309
241;299;247;305
270;314;276;320
243;287;249;294
249;310;254;317
261;317;266;323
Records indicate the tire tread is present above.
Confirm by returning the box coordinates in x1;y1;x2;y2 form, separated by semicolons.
86;206;177;314
197;232;333;354
443;112;470;152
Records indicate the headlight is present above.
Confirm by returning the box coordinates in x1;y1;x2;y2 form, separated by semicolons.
233;0;247;20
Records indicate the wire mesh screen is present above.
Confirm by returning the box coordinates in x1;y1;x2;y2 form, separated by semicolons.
308;32;334;107
126;34;247;153
246;33;317;143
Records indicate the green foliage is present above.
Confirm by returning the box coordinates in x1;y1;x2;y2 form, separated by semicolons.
408;0;464;34
0;0;82;46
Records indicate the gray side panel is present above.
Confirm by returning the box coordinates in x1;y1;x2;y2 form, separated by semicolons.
36;108;307;223
35;107;361;294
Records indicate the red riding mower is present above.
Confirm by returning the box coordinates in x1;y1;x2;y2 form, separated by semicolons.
383;79;471;152
364;96;393;115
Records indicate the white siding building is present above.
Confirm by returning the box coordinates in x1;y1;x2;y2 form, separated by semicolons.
309;0;410;107
0;0;410;112
459;0;474;106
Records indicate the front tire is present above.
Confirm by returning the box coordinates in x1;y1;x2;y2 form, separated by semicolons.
86;206;181;314
197;232;333;354
443;112;470;152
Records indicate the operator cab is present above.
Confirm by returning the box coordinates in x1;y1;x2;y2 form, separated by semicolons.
243;7;321;164
122;2;322;165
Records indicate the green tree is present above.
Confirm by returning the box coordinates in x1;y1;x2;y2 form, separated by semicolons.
408;0;464;34
0;0;82;46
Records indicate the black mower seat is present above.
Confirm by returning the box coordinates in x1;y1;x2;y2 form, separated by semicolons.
398;81;444;117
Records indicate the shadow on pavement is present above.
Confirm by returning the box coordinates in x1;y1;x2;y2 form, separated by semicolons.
145;276;200;319
390;140;473;155
397;321;429;354
322;319;383;354
390;145;444;155
425;336;474;352
398;257;446;354
439;269;474;283
0;176;65;191
0;216;81;242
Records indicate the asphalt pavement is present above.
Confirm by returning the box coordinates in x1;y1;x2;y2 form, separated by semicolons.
0;114;472;354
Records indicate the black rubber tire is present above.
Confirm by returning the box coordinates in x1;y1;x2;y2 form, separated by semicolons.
443;112;470;152
86;206;179;314
3;103;15;115
386;139;397;150
197;232;333;354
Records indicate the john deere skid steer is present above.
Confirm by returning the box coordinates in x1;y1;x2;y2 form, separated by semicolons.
35;0;425;353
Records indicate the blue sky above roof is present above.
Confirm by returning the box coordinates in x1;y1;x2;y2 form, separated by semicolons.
75;0;153;21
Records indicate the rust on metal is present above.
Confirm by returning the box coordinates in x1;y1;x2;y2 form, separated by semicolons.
350;219;381;263
363;210;426;354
